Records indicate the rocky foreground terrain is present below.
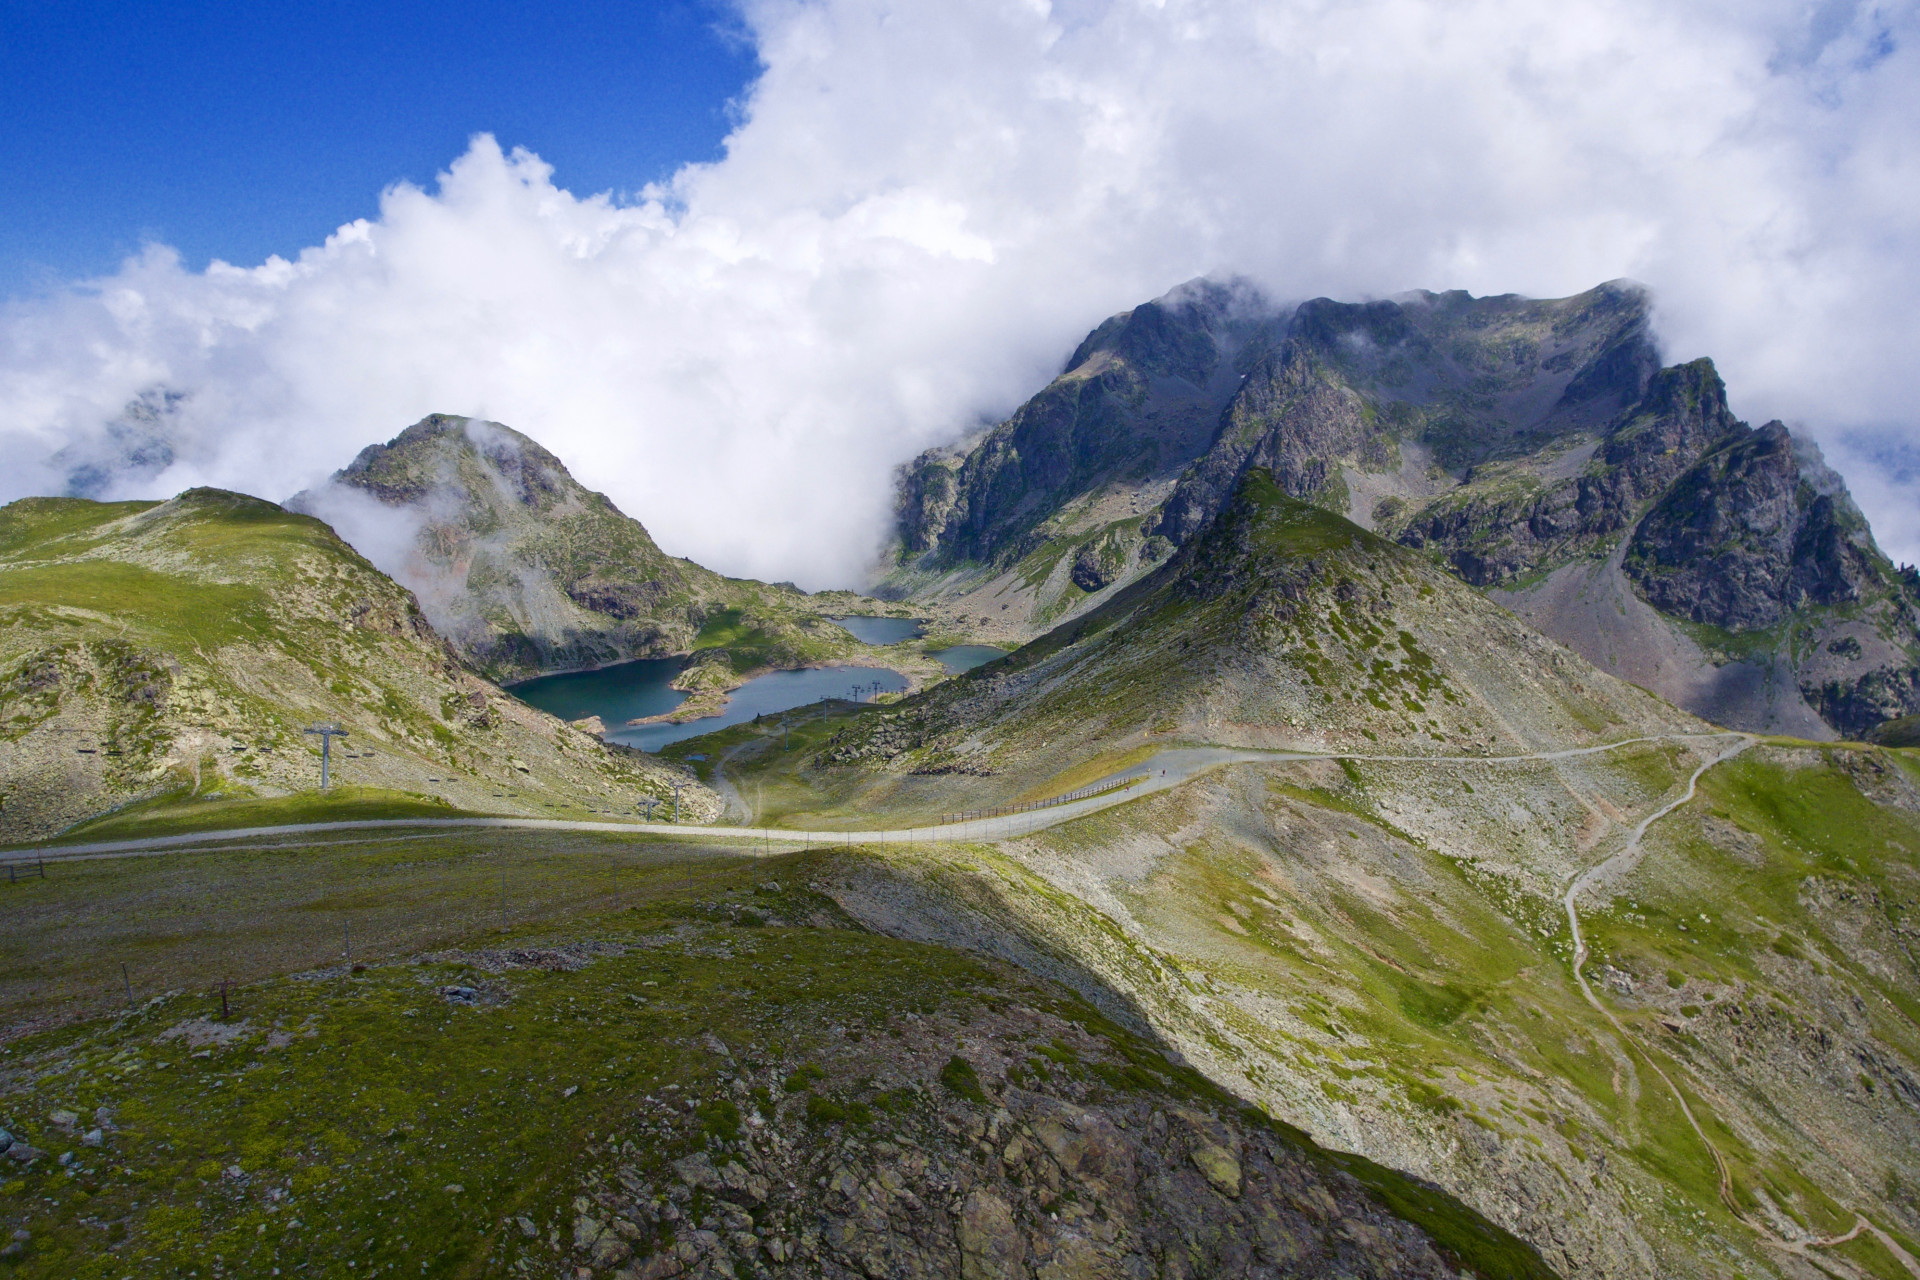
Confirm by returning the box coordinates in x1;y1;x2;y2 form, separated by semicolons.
886;280;1920;739
0;847;1549;1278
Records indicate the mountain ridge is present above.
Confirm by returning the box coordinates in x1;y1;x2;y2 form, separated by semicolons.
0;486;720;839
886;279;1920;739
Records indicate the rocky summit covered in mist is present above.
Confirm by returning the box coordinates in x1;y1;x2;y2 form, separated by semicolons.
887;280;1920;740
293;413;922;695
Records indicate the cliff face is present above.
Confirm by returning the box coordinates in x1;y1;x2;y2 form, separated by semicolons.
1153;283;1660;546
895;279;1274;569
1625;421;1883;630
889;280;1920;737
1392;359;1740;587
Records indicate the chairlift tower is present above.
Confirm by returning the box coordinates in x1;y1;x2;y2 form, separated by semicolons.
303;723;349;790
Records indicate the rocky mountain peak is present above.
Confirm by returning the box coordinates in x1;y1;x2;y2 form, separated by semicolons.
884;278;1919;739
889;278;1282;572
334;413;598;524
1625;417;1889;632
292;414;696;678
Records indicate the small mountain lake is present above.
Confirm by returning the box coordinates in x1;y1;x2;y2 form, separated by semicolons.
932;644;1008;673
828;615;924;645
506;659;908;752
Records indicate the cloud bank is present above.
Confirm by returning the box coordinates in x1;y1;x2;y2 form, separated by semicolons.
3;0;1917;584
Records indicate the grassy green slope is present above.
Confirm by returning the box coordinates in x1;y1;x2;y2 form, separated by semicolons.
0;830;1554;1280
708;469;1697;830
0;490;718;841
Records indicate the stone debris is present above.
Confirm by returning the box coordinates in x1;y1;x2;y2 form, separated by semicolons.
155;1015;253;1049
427;941;627;974
539;1002;1497;1280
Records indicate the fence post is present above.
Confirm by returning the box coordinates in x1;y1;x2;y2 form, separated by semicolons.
122;963;135;1010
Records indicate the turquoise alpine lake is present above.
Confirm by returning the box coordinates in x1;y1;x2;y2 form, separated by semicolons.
931;644;1008;674
504;656;686;728
507;659;908;752
828;615;924;645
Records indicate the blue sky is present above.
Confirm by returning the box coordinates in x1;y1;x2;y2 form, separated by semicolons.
1;1;1916;582
0;0;757;295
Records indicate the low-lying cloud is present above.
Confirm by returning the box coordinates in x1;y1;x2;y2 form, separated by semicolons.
3;0;1917;583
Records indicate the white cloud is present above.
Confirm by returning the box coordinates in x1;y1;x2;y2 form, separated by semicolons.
2;0;1918;583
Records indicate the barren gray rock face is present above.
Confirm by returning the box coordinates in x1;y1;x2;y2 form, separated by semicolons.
896;279;1274;570
1625;422;1880;630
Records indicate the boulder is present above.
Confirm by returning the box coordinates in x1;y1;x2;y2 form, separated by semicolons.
958;1188;1026;1280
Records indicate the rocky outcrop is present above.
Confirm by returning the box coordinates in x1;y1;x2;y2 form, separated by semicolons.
566;976;1550;1280
1151;339;1380;543
894;279;1271;569
1397;359;1742;586
1625;422;1883;631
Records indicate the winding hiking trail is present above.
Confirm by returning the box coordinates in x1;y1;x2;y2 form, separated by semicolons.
3;731;1736;863
1560;734;1920;1280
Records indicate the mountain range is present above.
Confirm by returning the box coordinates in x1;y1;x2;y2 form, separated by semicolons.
3;277;1920;1280
887;280;1920;741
